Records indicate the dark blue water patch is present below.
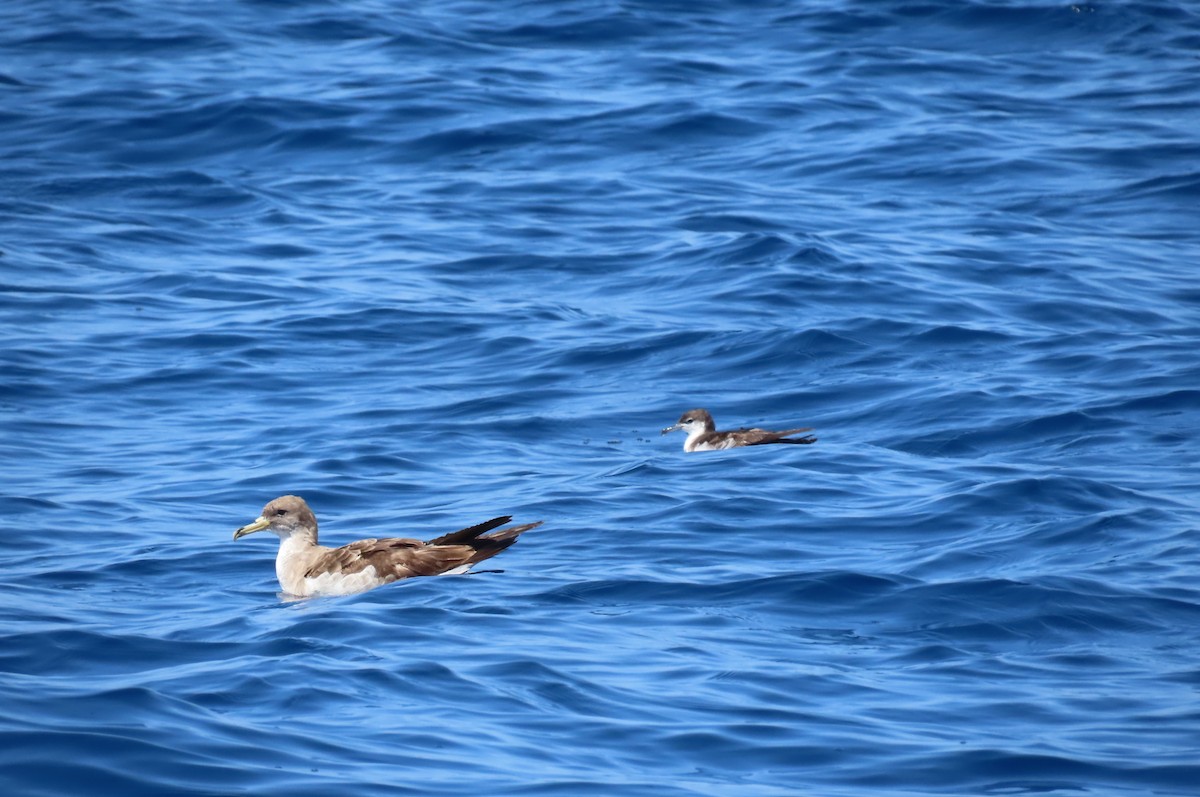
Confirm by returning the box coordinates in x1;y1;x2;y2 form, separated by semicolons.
23;169;236;208
237;241;324;259
649;110;772;143
13;28;223;56
267;125;382;157
0;628;242;677
909;324;1013;348
892;413;1096;458
116;269;308;304
857;747;1200;794
646;328;873;382
881;575;1198;643
132;176;264;214
400;121;546;161
639;55;744;86
805;2;1155;56
555;329;716;371
0;495;66;513
676;215;794;236
911;474;1149;517
534;571;913;618
279;16;395;43
0;728;358;797
472;9;656;47
493;782;701;797
1095;388;1200;417
432;252;631;278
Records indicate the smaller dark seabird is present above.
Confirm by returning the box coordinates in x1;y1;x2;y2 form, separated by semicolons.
662;408;817;452
234;495;542;598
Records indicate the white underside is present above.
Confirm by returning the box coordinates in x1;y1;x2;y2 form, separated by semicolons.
271;534;477;598
293;564;473;598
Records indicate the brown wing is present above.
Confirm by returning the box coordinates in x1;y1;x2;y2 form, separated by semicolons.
304;537;437;580
732;427;817;446
748;427;817;445
304;520;543;580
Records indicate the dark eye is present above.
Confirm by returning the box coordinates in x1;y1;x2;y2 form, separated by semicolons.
274;508;287;516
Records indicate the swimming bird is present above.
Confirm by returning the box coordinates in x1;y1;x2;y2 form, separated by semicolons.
234;495;541;598
661;408;817;452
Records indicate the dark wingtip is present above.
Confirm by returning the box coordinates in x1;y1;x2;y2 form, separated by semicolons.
463;520;543;567
426;516;513;546
428;517;545;546
482;520;544;541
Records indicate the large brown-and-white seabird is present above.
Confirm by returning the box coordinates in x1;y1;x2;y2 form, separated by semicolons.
234;495;541;597
661;408;817;452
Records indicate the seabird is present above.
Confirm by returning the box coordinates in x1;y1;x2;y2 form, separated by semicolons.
661;408;817;452
234;495;541;598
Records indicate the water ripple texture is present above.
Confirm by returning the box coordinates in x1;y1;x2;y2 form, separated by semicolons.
2;1;1198;796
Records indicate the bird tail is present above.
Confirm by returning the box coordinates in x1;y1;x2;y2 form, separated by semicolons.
773;428;817;445
480;520;544;543
426;516;543;565
464;520;543;566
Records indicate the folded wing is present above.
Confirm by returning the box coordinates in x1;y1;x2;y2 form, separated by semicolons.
737;427;817;446
304;517;542;581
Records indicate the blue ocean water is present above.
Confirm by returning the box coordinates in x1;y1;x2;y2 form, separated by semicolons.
2;0;1199;794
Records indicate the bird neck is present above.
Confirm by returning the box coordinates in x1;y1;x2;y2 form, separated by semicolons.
275;533;323;595
685;427;708;449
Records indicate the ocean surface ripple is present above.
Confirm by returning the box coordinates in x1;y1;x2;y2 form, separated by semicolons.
2;1;1198;795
